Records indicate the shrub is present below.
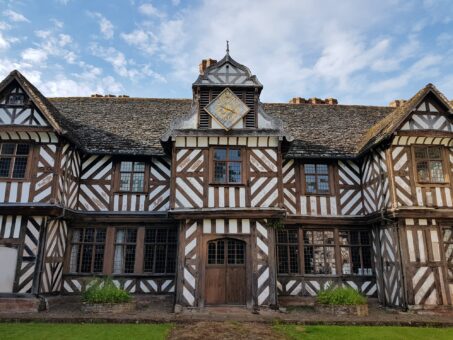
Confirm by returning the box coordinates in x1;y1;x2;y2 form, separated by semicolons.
316;286;367;305
82;277;131;304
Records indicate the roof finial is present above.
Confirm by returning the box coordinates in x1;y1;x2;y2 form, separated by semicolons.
226;40;229;55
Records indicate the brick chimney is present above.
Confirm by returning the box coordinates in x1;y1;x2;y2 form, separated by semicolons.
309;97;324;104
199;58;217;75
289;97;307;104
289;97;338;105
325;97;338;105
389;99;407;107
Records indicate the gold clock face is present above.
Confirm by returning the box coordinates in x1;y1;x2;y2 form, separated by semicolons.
204;88;250;130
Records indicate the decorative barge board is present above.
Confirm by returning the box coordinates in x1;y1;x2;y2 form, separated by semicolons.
175;218;276;308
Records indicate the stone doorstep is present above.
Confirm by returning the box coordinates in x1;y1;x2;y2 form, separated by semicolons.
0;297;44;313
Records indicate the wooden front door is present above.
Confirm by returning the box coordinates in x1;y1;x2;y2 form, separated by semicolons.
205;238;246;305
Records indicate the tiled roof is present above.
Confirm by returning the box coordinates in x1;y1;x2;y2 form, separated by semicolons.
263;103;393;158
49;96;393;158
5;70;451;159
49;97;192;155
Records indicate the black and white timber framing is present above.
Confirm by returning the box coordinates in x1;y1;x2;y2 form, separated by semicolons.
0;53;453;311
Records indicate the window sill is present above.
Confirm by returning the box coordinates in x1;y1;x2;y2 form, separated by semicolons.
302;193;333;197
209;183;246;187
0;178;31;182
415;182;450;187
277;273;375;277
114;191;148;195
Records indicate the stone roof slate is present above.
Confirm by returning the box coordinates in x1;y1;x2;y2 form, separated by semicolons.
49;96;394;158
49;97;192;155
5;70;450;159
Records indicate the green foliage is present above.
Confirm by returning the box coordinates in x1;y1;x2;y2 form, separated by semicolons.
82;277;131;304
266;218;284;230
316;286;367;305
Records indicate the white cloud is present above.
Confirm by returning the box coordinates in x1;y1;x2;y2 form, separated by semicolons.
51;19;64;29
0;21;11;30
138;3;164;18
21;48;48;64
3;9;29;23
368;54;443;94
0;32;10;49
27;29;78;65
0;55;124;97
55;0;71;4
120;29;158;55
90;12;114;39
90;43;165;82
115;0;453;103
42;74;124;96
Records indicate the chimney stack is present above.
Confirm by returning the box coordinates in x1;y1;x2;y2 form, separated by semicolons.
389;99;406;107
289;97;338;105
325;97;338;105
289;97;307;104
199;58;217;75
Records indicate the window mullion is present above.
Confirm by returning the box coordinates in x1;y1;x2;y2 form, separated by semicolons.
9;155;15;178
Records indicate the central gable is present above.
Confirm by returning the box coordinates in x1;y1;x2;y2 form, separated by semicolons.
194;52;263;130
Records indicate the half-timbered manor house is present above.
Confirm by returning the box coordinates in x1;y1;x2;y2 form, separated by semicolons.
1;50;453;311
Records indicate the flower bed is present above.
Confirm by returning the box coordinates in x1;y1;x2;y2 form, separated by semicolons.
81;278;135;314
315;286;368;316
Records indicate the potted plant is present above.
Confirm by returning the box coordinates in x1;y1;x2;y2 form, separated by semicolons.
81;277;135;314
315;286;368;316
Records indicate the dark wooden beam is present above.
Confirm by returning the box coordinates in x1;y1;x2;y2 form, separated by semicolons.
168;208;286;219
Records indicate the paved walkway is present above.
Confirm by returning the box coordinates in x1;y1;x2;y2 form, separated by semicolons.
1;296;453;327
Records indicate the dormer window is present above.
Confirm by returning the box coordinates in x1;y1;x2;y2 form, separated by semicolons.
303;164;331;194
117;161;146;192
7;94;25;106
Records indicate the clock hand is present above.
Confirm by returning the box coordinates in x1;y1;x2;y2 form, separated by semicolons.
220;106;236;114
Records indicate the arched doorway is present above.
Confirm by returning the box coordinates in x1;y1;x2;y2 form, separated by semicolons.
205;238;246;305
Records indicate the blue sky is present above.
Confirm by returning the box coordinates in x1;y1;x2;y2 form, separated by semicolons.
0;0;452;105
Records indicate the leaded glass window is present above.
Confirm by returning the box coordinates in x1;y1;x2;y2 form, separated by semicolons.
414;146;445;183
0;143;30;179
113;228;137;274
69;228;106;273
143;228;177;274
303;230;336;275
339;230;373;275
119;161;146;192
304;164;330;194
213;147;242;184
277;229;299;274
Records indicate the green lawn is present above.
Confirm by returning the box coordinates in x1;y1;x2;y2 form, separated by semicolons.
275;325;453;340
2;323;453;339
0;323;172;340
